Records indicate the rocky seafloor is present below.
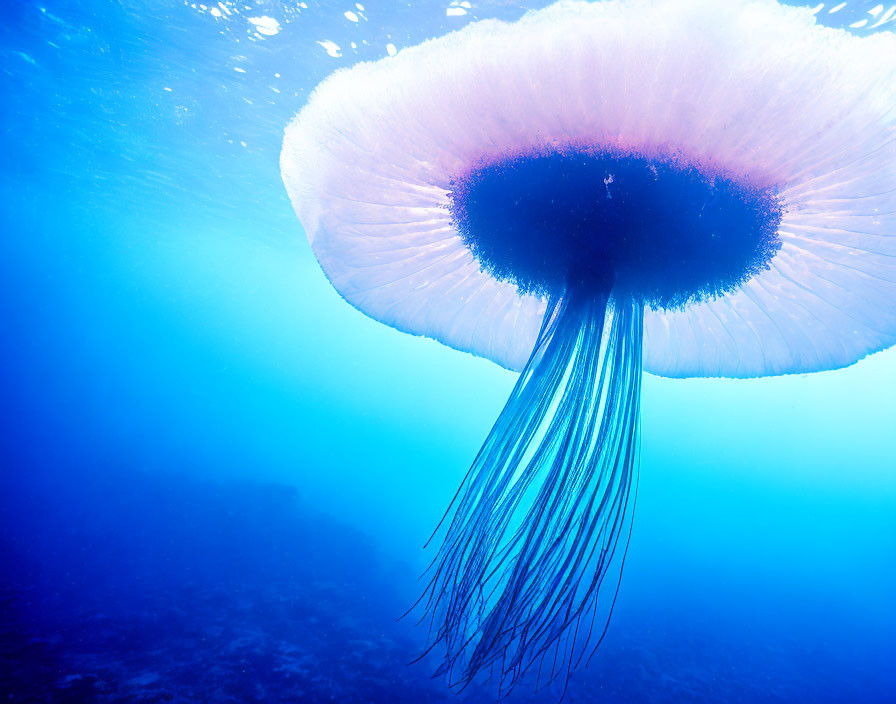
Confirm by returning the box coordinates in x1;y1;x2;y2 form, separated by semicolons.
1;469;889;703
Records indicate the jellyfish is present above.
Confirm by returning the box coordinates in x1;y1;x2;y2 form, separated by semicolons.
280;0;895;694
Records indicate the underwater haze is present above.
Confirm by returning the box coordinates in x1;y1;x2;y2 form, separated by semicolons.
1;1;895;702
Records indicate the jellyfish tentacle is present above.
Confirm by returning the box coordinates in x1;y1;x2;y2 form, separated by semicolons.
420;288;643;695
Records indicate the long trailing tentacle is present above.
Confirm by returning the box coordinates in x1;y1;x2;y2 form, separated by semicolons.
418;289;643;696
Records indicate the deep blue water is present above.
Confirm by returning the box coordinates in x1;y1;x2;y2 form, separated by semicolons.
1;1;894;702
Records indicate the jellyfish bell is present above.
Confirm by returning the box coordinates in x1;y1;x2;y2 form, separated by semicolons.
281;0;896;694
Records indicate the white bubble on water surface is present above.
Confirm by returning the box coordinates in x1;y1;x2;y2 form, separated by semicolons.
317;40;342;58
247;16;281;36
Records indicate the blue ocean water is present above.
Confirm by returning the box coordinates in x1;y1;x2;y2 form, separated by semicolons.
1;1;894;702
